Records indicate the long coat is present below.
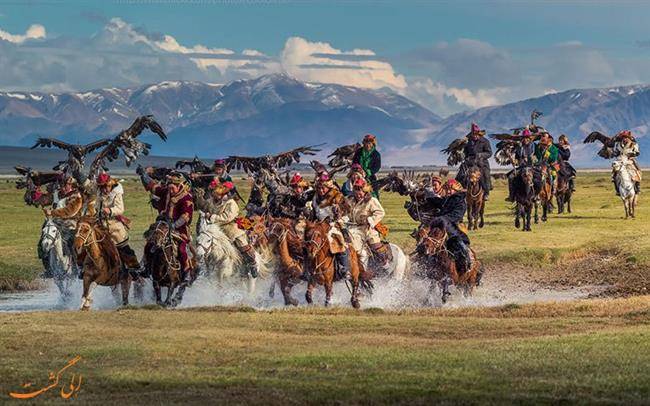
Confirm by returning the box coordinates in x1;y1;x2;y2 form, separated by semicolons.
457;137;492;192
96;183;129;244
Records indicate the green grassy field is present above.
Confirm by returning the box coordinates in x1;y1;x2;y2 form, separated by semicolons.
1;172;648;294
1;173;650;403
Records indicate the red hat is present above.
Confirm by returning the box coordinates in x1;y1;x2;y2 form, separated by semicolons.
96;173;111;186
290;173;303;185
213;159;226;168
617;130;633;139
353;177;372;193
521;128;532;137
363;134;377;144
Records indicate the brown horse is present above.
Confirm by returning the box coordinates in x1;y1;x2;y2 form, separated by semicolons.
74;216;131;310
466;166;485;230
146;220;184;307
304;221;362;308
556;172;573;214
535;166;554;223
262;217;308;306
415;220;481;303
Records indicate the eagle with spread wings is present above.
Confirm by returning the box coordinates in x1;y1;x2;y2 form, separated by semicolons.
88;115;167;178
488;132;543;166
30;137;111;175
583;131;633;159
14;166;63;206
326;143;361;171
225;144;323;175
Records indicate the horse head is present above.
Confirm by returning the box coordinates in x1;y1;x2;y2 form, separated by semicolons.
151;220;172;250
304;221;329;260
74;216;96;254
468;166;482;185
40;219;60;253
246;215;269;248
416;220;448;256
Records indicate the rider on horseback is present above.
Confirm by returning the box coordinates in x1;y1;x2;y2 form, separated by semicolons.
352;134;381;197
534;132;560;195
139;168;195;284
345;178;392;267
311;173;352;279
423;178;473;275
556;135;577;192
456;123;493;200
506;128;536;202
612;130;641;195
341;164;367;197
195;179;259;278
211;159;233;183
95;173;140;277
40;176;83;277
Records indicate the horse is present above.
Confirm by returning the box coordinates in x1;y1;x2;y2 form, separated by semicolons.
612;159;638;219
414;219;481;304
534;165;554;223
304;221;362;308
466;166;486;230
194;214;272;295
262;216;308;306
512;166;536;231
556;170;573;214
39;218;77;297
74;216;131;310
145;219;186;307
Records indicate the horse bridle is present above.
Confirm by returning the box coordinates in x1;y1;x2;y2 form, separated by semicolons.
151;221;180;272
304;228;330;275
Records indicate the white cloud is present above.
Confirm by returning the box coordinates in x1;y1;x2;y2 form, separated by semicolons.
281;36;407;90
0;23;45;43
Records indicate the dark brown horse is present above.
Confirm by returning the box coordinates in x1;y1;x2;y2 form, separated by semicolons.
535;165;554;223
512;166;536;231
556;171;573;214
146;220;183;307
466;166;485;230
304;221;362;308
415;220;481;303
74;216;131;310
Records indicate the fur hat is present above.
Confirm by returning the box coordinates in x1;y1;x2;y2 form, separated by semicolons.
290;173;309;188
363;134;377;145
469;122;486;136
617;130;634;140
166;171;187;185
210;179;234;196
316;173;334;189
96;172;116;187
445;178;464;193
352;177;372;193
213;159;227;168
348;163;365;178
430;175;443;185
558;134;569;143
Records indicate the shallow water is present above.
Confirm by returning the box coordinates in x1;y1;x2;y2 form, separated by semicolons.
0;271;601;312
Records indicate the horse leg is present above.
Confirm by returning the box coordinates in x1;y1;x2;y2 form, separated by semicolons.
525;206;532;231
281;274;298;306
515;205;521;229
80;278;96;311
121;275;131;306
305;282;314;304
534;201;539;224
479;202;485;228
440;277;451;304
350;265;360;309
542;201;548;222
153;281;163;306
133;278;144;302
567;194;572;213
324;279;333;307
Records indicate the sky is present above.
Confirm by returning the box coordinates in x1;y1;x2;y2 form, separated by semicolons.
2;0;650;116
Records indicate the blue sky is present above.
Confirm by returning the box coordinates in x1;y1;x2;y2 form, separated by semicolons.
2;0;650;115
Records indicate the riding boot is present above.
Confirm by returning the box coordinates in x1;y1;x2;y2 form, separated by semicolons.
569;177;576;192
448;238;472;274
117;243;141;279
370;242;392;267
240;245;259;278
335;250;351;280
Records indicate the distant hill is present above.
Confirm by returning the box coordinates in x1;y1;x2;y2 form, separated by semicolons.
1;74;650;166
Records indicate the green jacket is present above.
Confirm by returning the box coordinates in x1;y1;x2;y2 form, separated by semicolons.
534;143;559;165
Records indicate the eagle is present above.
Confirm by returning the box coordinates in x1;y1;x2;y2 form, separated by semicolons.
89;115;167;177
442;138;468;167
582;131;628;159
225;144;323;175
30;137;111;175
14;166;63;206
327;143;361;171
175;156;212;174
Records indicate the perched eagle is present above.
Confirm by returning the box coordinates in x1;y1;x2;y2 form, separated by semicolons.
14;166;63;207
442;138;468;167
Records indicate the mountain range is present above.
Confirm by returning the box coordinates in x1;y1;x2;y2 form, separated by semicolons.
0;73;649;166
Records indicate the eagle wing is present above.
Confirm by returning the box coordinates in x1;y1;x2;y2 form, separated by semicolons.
225;155;261;174
327;143;361;170
80;138;112;155
30;138;75;152
442;137;468;166
583;131;615;159
272;144;324;169
175;156;211;173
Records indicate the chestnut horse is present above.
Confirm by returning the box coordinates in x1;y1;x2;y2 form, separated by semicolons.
263;217;308;306
466;166;485;230
535;165;554;223
415;219;481;303
146;220;184;307
304;221;362;308
74;216;131;310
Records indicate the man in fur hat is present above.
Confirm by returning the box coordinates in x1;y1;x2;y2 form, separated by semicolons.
612;130;641;195
139;167;195;283
194;179;259;277
311;173;352;279
95;173;140;276
341;163;366;197
556;134;577;192
345;178;392;267
352;134;381;197
456;123;493;200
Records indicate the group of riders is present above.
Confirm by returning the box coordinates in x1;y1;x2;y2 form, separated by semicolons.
26;118;642;307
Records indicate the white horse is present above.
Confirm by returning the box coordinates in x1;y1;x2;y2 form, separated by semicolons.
348;226;409;281
39;219;77;297
195;215;272;295
612;158;638;219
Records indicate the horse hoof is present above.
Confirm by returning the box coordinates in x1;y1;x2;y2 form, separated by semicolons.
351;298;360;309
441;293;450;304
285;298;299;306
156;300;164;306
305;294;312;304
80;306;90;312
